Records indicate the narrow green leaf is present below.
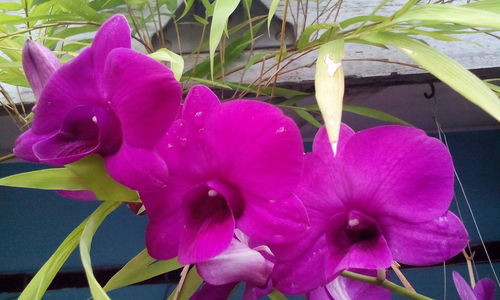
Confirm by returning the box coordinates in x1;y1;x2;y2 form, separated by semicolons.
193;14;209;25
343;105;412;126
392;0;421;19
209;0;240;78
267;0;280;32
315;39;345;154
0;3;23;10
0;168;88;190
339;15;387;29
55;0;104;22
294;108;321;128
149;48;184;80
104;249;181;292
362;32;500;121
268;290;288;300
167;267;203;300
189;77;232;89
65;155;139;202
80;201;120;300
18;214;89;299
463;0;500;14
394;5;500;29
245;52;269;69
296;23;337;50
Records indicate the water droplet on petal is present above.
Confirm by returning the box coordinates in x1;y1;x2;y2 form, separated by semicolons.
167;143;173;148
276;126;285;134
348;218;360;227
273;234;285;243
91;116;97;123
269;199;277;203
179;137;187;146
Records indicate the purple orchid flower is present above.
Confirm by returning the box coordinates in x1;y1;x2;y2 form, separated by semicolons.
14;15;181;191
272;124;469;294
140;85;308;264
452;271;496;300
308;269;390;300
192;230;274;300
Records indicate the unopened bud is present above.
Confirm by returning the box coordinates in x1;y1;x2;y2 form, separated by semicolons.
22;40;61;99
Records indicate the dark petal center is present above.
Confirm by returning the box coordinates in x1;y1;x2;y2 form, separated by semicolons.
345;210;380;243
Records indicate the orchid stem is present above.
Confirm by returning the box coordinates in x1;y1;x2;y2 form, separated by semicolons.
341;270;434;300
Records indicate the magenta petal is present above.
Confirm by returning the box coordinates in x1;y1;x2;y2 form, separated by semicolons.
182;85;220;127
91;14;131;78
145;215;183;260
103;48;181;148
453;271;477;300
337;125;454;222
13;130;50;162
22;40;61;99
237;194;308;245
273;235;343;294
191;283;237;300
474;277;496;300
197;239;274;287
33;105;121;165
312;124;355;162
178;184;236;264
308;286;334;300
33;49;103;134
203;100;304;200
325;269;391;300
336;232;393;271
105;143;168;191
379;211;468;266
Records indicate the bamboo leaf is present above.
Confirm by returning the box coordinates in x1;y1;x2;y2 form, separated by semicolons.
315;39;345;155
294;108;321;128
343;105;412;126
394;5;500;29
209;0;240;78
0;168;88;190
54;0;104;22
189;77;232;89
362;32;500;121
80;201;120;300
65;155;139;202
104;249;181;292
296;23;337;50
178;0;195;19
463;0;500;14
18;214;89;299
268;290;288;300
149;48;184;81
267;0;280;32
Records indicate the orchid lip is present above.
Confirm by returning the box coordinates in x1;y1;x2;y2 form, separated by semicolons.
345;210;380;243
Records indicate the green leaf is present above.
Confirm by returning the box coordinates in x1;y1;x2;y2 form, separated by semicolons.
339;15;387;29
104;249;181;291
463;0;500;14
0;3;23;10
189;77;232;89
343;105;412;126
245;52;269;69
392;0;421;19
167;267;203;300
18;213;90;299
293;108;321;128
80;201;120;300
65;155;139;202
315;39;345;154
0;168;88;190
393;5;500;29
362;32;500;121
296;23;337;50
209;0;240;77
178;0;195;19
193;14;209;25
268;290;288;300
149;48;184;80
54;0;104;22
267;0;280;32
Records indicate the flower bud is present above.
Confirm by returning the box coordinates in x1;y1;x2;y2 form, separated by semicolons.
22;40;61;99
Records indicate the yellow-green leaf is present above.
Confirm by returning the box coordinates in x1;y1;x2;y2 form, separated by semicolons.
394;5;500;29
65;155;139;202
0;168;88;190
294;108;321;128
315;39;345;155
267;0;280;32
362;32;500;121
167;267;203;300
149;48;184;81
209;0;240;78
104;249;181;292
80;201;120;300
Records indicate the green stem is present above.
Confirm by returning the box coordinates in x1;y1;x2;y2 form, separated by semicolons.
0;153;15;162
341;270;434;300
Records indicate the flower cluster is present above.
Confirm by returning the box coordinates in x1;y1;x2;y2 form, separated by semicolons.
16;15;472;299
